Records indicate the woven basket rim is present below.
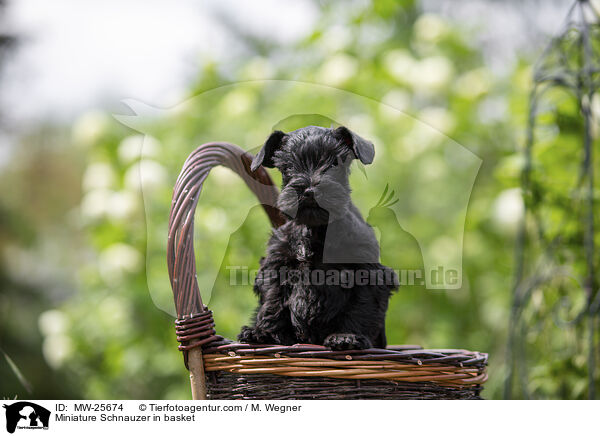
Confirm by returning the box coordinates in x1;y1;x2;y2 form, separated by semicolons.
201;349;488;388
174;308;488;387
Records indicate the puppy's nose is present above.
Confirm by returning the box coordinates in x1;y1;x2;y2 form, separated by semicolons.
302;188;315;200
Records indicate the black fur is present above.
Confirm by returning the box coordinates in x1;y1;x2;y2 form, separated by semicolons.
239;126;398;350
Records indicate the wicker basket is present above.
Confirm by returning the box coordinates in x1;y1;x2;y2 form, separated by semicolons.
167;142;488;400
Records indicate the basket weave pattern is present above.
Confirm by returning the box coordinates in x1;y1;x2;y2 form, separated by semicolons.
206;373;483;400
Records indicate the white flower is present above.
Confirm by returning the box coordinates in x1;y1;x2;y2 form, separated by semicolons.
80;189;113;219
118;134;161;164
117;135;144;164
346;115;375;138
220;89;256;117
384;51;453;91
82;162;116;191
107;190;139;220
72;111;110;146
210;166;238;187
37;307;72;373
320;25;353;52
38;310;69;336
393;122;442;162
124;159;168;192
454;68;493;99
383;49;417;82
420;154;447;181
419;107;456;133
429;236;460;266
316;53;359;87
43;334;73;369
414;13;448;43
380;89;411;119
241;57;274;80
99;243;142;284
198;207;228;232
411;56;454;91
98;296;130;326
492;188;524;231
80;189;139;221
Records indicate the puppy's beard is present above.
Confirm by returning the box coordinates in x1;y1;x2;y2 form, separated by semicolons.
278;194;330;225
277;180;350;226
296;204;329;226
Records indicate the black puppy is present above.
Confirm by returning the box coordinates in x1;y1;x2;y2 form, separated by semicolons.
238;126;398;350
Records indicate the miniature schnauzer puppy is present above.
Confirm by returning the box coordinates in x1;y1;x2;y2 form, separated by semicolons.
238;126;398;350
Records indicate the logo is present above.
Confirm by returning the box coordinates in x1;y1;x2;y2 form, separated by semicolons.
3;402;50;433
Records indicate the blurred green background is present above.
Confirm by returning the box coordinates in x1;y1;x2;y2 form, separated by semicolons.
1;0;598;400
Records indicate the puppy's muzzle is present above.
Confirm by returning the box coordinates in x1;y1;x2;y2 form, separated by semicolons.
301;187;317;204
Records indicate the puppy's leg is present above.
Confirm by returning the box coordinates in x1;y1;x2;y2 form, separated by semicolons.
238;301;294;345
238;324;267;343
323;267;396;350
373;328;387;349
238;266;295;345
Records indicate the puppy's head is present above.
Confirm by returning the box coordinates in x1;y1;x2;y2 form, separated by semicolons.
251;126;375;226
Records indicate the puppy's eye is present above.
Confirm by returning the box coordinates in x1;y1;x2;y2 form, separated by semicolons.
325;160;339;171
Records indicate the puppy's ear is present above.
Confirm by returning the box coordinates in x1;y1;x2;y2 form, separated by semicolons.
251;130;286;172
333;126;375;165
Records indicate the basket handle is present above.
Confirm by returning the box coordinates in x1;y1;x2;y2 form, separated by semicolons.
167;142;285;319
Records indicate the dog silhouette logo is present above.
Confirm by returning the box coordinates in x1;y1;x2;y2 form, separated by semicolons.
3;402;50;433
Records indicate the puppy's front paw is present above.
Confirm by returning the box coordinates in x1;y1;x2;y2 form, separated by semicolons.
323;333;372;350
238;326;259;343
238;326;270;344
